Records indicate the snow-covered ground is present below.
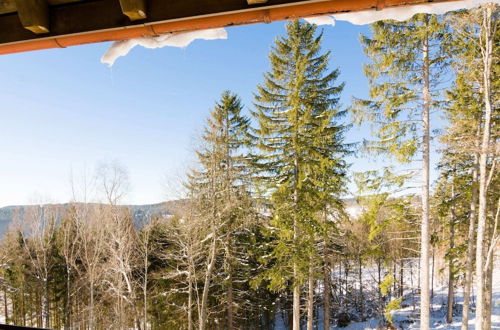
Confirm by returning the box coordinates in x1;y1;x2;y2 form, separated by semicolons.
1;257;498;328
274;256;500;329
334;257;500;329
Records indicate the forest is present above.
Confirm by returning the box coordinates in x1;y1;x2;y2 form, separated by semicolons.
0;4;498;330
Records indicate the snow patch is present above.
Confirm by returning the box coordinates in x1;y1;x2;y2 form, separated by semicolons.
345;204;363;219
330;256;500;329
303;15;336;26
101;28;228;66
333;0;500;25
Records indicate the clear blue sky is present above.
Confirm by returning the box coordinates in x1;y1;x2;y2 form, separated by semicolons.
0;20;441;207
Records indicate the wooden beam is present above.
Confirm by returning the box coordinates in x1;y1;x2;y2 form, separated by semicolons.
119;0;147;21
0;0;470;54
0;0;17;15
247;0;269;4
1;0;311;45
14;0;49;34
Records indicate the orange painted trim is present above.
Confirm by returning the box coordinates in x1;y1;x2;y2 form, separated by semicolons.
0;0;465;55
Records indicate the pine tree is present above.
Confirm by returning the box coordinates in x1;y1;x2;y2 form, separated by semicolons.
352;15;450;329
252;20;349;329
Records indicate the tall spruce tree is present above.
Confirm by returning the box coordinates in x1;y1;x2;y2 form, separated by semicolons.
252;20;349;329
187;91;253;329
352;14;449;329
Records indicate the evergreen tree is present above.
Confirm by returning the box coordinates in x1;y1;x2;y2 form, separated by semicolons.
187;90;254;329
352;15;450;329
252;20;349;329
353;168;419;327
432;166;469;325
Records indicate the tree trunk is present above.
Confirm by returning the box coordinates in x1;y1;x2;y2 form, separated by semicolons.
143;256;148;330
3;287;8;324
288;297;294;330
200;236;217;330
359;256;364;319
462;138;479;330
263;305;270;329
65;266;71;329
447;184;456;324
188;256;193;330
338;260;342;299
483;257;493;330
307;259;314;330
410;260;416;311
400;259;404;298
43;278;49;328
89;280;94;330
188;271;193;330
377;259;383;326
226;241;234;330
420;18;431;330
483;213;495;330
37;291;42;328
323;248;331;329
431;246;435;302
344;260;349;301
475;5;494;330
393;262;397;300
293;276;301;330
21;287;26;326
292;149;301;330
30;293;35;326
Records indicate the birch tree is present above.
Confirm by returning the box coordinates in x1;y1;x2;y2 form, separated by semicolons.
470;6;498;329
20;204;61;328
446;5;498;328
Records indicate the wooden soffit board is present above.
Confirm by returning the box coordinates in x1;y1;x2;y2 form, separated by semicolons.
0;0;468;55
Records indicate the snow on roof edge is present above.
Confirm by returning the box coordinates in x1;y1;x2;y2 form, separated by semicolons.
101;28;228;67
102;1;498;65
305;0;499;26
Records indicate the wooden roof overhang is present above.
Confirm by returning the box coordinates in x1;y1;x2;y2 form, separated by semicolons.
0;0;466;55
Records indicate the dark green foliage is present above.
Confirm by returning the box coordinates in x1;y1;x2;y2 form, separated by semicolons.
251;20;350;292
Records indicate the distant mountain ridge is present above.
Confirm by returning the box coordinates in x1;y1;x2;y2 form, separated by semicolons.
0;198;360;237
0;200;187;237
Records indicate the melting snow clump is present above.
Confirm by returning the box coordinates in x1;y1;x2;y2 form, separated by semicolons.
333;0;500;25
101;28;228;66
304;0;500;27
303;15;336;26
